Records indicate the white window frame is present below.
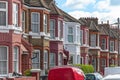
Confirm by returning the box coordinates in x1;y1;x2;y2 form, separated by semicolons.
44;14;47;34
22;11;25;32
13;3;18;27
50;53;56;67
44;50;48;70
110;41;114;52
58;53;62;66
77;26;80;43
69;55;74;64
0;46;8;76
90;34;96;47
0;1;7;27
80;30;83;45
101;38;106;50
13;46;19;73
58;20;62;40
32;50;40;69
31;12;40;33
101;58;106;69
50;19;55;39
85;30;88;45
68;27;73;43
80;57;84;64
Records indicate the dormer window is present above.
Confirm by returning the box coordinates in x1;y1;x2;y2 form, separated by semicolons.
0;2;7;26
13;3;18;27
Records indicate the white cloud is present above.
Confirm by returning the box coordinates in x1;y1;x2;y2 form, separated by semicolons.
63;0;96;9
94;0;110;11
66;0;120;24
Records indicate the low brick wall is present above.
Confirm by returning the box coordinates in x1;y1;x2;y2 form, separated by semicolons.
0;77;36;80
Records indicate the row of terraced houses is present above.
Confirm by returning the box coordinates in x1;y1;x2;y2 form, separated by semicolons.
0;0;120;80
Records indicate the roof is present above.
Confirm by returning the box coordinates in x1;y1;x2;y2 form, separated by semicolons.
89;21;100;31
49;2;63;15
23;0;51;9
60;9;80;23
98;24;109;35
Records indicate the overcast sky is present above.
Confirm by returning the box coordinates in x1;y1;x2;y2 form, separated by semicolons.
55;0;120;24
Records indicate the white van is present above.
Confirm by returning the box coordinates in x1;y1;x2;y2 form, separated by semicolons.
103;74;120;80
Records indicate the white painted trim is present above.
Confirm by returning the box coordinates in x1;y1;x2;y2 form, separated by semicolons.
13;46;19;73
31;69;41;72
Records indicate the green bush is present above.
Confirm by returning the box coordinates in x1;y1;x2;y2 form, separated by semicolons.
24;69;31;76
73;64;94;74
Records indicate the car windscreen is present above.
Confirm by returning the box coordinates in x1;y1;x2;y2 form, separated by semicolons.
85;74;95;80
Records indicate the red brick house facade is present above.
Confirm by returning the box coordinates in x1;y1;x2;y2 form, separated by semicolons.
79;18;119;74
0;0;33;78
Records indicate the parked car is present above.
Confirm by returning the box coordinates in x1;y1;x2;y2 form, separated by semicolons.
48;66;85;80
102;74;120;80
85;72;103;80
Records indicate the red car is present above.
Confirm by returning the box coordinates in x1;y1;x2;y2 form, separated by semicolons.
48;66;85;80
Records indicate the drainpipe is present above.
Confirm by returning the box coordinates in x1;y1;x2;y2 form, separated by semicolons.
118;18;120;66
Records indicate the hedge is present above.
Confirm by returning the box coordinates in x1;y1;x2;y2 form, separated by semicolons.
73;64;94;74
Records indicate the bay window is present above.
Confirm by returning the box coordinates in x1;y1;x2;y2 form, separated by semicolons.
13;47;19;73
13;3;18;27
0;46;8;75
0;2;7;26
68;27;73;43
50;19;55;39
44;14;47;34
31;12;40;33
32;50;40;69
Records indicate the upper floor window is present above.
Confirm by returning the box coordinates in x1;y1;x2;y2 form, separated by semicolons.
77;27;80;43
13;46;19;73
101;38;106;50
13;3;18;27
58;20;63;39
80;30;83;45
32;50;40;69
90;34;96;47
0;46;8;75
85;30;89;45
0;2;7;26
44;14;47;34
68;27;73;43
110;41;114;52
31;12;40;33
50;19;55;39
22;11;25;32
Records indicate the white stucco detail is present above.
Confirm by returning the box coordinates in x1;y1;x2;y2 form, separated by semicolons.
63;22;81;64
